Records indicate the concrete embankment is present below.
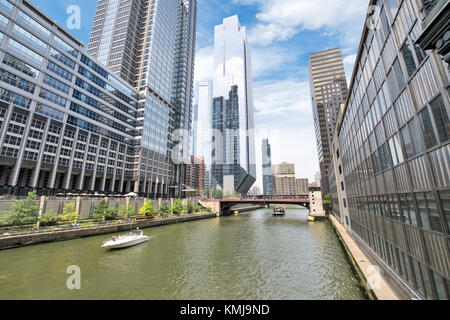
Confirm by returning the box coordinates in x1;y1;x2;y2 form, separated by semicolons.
329;215;401;300
0;213;216;250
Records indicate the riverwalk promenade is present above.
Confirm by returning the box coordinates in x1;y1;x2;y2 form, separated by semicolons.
0;213;216;250
329;215;402;300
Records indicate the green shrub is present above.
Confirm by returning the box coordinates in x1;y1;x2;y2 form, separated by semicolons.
39;212;57;226
139;200;155;216
91;199;117;220
1;190;39;227
186;202;195;214
172;199;183;215
195;206;203;213
323;193;332;211
118;204;136;219
160;201;171;216
58;202;80;224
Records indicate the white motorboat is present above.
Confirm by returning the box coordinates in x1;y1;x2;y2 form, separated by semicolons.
273;207;286;216
101;229;149;249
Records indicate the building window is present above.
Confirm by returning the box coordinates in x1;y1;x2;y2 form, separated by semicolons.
401;41;417;77
409;118;423;155
416;193;431;231
437;191;450;232
430;95;449;144
418;108;437;149
393;58;406;89
431;270;448;300
425;192;443;233
401;119;423;159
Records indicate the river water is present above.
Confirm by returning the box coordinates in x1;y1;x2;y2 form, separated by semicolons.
0;207;366;300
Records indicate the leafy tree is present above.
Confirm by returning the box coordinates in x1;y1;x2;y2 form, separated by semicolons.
203;189;213;199
39;212;57;226
91;199;116;221
195;205;203;213
160;201;171;216
172;199;183;215
58;202;80;224
186;202;195;214
212;189;223;199
1;190;40;228
323;193;332;211
118;204;136;220
139;200;155;216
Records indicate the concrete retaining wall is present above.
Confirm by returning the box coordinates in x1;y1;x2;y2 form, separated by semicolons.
0;213;216;250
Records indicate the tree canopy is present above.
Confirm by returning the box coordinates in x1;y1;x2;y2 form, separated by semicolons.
139;200;155;216
172;199;183;215
1;190;40;227
91;199;117;220
323;193;332;211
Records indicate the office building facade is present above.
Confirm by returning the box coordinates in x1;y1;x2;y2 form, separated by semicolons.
309;48;349;195
186;155;204;195
272;163;297;196
212;15;256;195
88;0;198;197
0;0;196;198
296;178;309;194
262;138;273;195
191;80;212;189
329;0;450;300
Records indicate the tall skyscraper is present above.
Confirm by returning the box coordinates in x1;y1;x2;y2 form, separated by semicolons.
262;139;273;195
212;15;256;195
88;0;197;197
308;48;348;195
192;80;212;190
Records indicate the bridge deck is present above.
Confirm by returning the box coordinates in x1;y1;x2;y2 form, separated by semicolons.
203;198;309;204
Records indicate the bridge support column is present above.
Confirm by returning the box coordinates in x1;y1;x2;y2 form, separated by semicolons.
199;200;221;216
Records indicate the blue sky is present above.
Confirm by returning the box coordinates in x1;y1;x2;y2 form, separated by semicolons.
29;0;369;190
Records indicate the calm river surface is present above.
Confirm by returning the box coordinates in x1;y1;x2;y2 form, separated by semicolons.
0;207;366;300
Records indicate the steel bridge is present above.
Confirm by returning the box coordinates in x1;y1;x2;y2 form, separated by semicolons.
200;195;310;215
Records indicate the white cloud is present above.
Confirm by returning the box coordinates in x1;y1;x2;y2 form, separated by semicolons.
248;23;296;46
254;0;366;29
251;45;301;78
343;53;357;84
238;0;367;47
194;46;214;82
253;79;311;115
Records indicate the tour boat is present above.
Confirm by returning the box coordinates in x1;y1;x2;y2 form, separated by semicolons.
273;207;286;216
101;229;149;249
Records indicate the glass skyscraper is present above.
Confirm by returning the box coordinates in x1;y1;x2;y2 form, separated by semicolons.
212;15;256;195
262;138;273;195
329;0;450;300
191;80;212;190
88;0;197;197
0;0;196;198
